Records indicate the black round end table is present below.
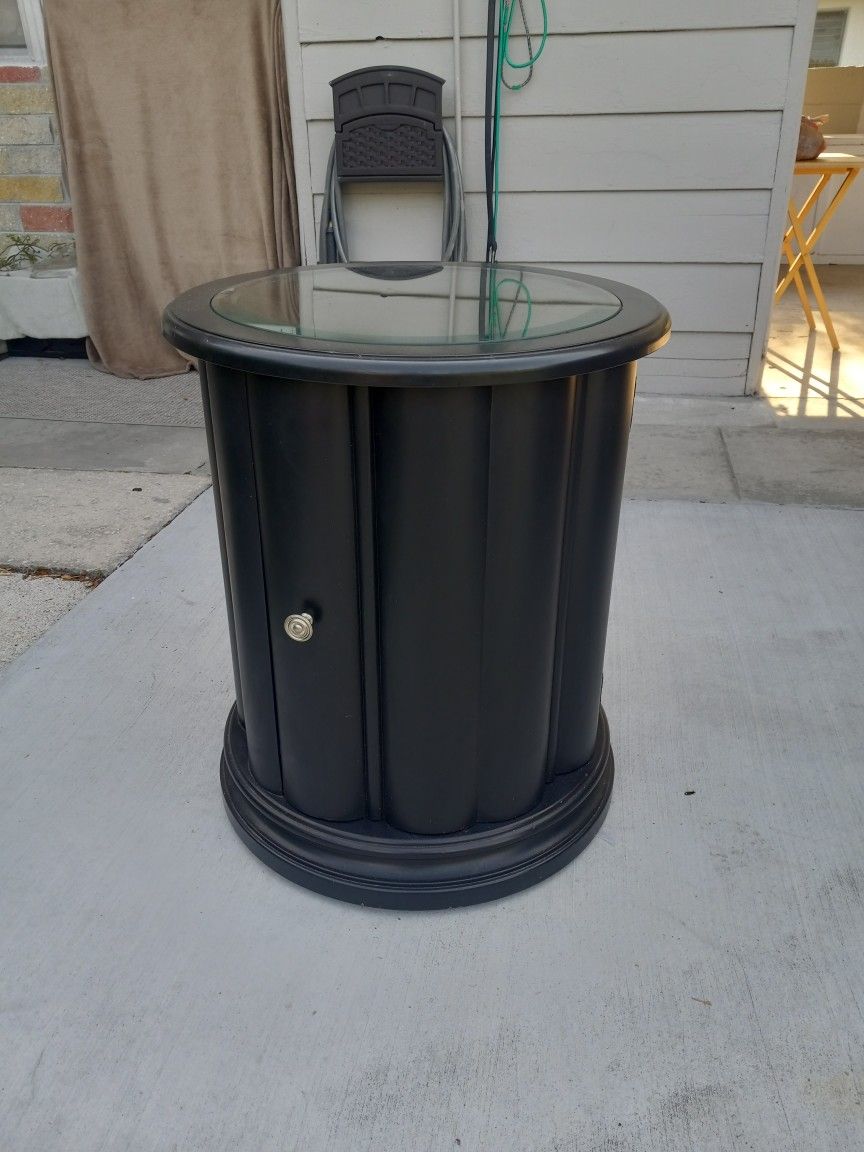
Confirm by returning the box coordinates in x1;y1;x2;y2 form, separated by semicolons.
164;262;670;909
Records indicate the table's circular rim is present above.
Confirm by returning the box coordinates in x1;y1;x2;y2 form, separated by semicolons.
163;261;671;386
211;261;625;343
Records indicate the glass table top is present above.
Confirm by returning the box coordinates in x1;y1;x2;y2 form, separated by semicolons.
210;263;622;348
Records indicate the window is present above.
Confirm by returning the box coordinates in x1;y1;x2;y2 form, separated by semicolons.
810;9;849;67
0;0;26;49
0;0;44;62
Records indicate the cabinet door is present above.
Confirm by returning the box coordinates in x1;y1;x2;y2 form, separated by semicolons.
248;374;366;821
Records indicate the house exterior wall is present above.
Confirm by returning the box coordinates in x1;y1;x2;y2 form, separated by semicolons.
0;63;74;265
283;0;818;396
817;0;864;66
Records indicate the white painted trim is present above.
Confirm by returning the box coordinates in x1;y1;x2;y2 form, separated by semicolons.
306;113;785;193
0;0;45;65
283;1;817;397
300;32;795;120
281;0;317;265
747;0;820;395
451;0;463;165
19;0;45;64
310;188;773;263
297;0;802;41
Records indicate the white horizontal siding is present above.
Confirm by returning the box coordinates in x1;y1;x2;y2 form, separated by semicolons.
308;113;783;193
640;356;749;378
636;362;749;396
296;265;761;337
301;30;793;119
298;0;800;40
637;333;753;392
653;333;752;359
286;1;811;395
312;189;771;262
556;265;762;333
641;359;749;378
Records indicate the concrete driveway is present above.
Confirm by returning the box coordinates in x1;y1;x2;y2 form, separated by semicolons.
4;356;864;668
0;356;208;664
2;487;863;1150
2;351;864;1148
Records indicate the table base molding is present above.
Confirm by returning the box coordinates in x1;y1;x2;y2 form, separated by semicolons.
221;704;614;910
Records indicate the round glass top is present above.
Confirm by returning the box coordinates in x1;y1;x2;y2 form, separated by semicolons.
210;263;622;348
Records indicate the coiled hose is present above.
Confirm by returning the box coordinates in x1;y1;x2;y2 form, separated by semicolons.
318;128;468;264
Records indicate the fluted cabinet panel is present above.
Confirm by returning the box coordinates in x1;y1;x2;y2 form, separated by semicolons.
549;366;637;774
199;364;243;725
372;386;490;834
475;378;576;822
205;366;282;794
247;374;366;821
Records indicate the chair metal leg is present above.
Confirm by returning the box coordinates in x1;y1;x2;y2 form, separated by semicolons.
788;204;839;350
776;164;862;352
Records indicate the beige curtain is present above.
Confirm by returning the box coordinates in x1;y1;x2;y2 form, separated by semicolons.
44;0;300;378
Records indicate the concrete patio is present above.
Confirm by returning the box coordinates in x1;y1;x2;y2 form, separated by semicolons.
4;332;864;667
763;264;864;424
1;259;862;667
2;302;864;1148
2;479;864;1149
4;0;863;1140
0;357;209;664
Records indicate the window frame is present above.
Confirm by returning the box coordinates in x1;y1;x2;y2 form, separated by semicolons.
0;0;46;66
809;8;849;68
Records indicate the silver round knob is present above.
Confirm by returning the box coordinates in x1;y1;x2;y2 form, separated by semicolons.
284;612;314;643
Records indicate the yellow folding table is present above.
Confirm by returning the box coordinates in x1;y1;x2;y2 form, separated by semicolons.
776;152;864;350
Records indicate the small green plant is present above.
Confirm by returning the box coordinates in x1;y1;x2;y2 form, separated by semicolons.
0;233;75;272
